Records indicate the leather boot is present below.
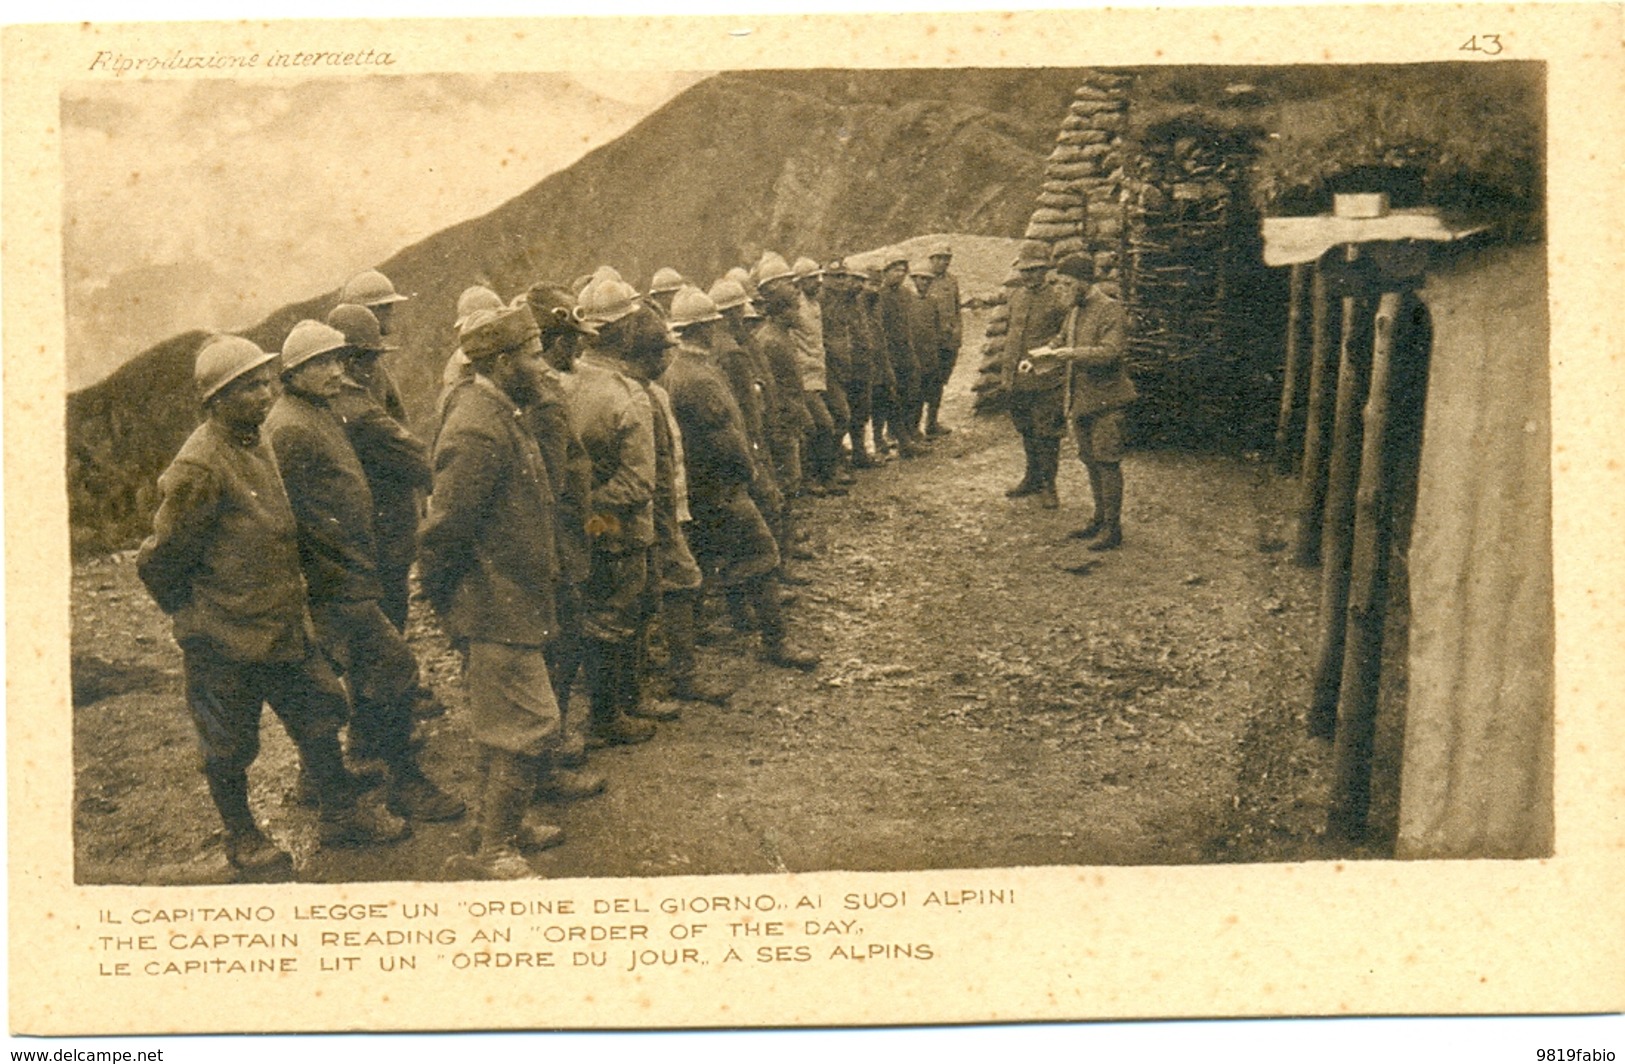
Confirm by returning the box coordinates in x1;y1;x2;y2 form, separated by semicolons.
1069;463;1108;540
1086;463;1124;551
1006;438;1041;497
207;767;293;878
386;758;467;822
666;589;734;703
1036;438;1060;510
445;750;539;880
534;750;607;804
587;640;656;747
750;575;819;670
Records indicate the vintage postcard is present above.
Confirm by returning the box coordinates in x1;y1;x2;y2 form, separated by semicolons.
5;3;1623;1036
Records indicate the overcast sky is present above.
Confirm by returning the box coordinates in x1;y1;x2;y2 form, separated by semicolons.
62;70;709;389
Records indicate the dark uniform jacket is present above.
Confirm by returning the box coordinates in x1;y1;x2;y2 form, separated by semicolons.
661;344;757;499
328;377;432;575
754;318;814;438
264;390;382;605
928;272;963;355
524;369;593;589
137;419;312;664
420;375;559;646
854;289;895;392
877;283;920;380
1052;287;1136;418
562;352;657;551
819;293;855;384
908;282;944;372
1000;280;1071;393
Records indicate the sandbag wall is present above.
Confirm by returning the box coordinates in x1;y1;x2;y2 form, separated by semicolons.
972;70;1134;411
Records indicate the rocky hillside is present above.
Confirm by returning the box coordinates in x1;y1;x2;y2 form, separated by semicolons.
68;68;1090;556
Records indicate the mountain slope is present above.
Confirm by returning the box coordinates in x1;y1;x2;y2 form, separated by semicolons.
67;68;1089;555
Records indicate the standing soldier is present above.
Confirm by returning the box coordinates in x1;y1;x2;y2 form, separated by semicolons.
908;260;945;443
999;240;1071;509
521;283;601;772
877;251;927;459
138;336;408;878
854;263;896;463
709;277;786;547
420;303;565;879
266;320;465;827
645;267;685;318
792;256;848;496
325;304;432;635
666;287;819;671
925;242;962;436
565;277;662;747
438;285;505;422
1051;254;1136;550
816;260;859;486
338;269;410;418
752;255;817;580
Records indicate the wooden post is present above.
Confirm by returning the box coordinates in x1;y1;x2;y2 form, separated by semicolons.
1274;263;1309;475
1307;250;1371;740
1328;290;1403;838
1293;266;1336;566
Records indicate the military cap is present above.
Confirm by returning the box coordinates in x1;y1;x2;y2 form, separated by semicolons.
460;303;541;362
455;285;504;329
1013;240;1052;269
1054;253;1095;281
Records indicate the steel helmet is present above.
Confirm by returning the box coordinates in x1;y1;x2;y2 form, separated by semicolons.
667;285;723;329
578;277;641;325
882;249;910;270
340;269;408;307
590;264;625;287
195;335;277;402
648;267;685;295
1013;239;1052;269
791;256;823;280
280;319;348;374
928;241;953;259
753;252;795;287
707;278;755;314
455;285;504;329
327;303;396;353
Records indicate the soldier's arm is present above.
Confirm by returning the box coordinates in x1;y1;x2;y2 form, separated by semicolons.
136;460;221;614
1071;301;1128;368
333;384;433;492
593;389;657;513
418;420;503;611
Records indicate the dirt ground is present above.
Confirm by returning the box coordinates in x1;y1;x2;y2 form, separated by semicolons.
71;309;1380;885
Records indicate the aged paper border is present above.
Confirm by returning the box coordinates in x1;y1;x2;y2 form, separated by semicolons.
6;3;1624;1036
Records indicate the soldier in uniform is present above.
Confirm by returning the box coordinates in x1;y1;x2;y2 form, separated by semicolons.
816;260;860;485
420;303;566;879
852;263;895;464
1050;254;1136;550
709;277;786;553
908;261;945;444
752;255;818;581
924;242;963;436
665;287;819;671
564;277;662;748
338;269;411;418
438;285;505;422
265;321;465;828
999;240;1071;509
137;336;407;877
792;256;849;496
877;251;928;459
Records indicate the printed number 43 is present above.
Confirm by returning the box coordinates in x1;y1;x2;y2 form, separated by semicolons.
1461;34;1504;55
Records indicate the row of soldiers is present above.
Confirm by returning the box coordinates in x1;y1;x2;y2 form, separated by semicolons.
136;244;965;881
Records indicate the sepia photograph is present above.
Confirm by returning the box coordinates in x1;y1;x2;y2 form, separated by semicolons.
63;60;1549;886
6;4;1621;1037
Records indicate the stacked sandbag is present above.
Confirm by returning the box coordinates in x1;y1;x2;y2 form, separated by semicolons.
973;70;1134;412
